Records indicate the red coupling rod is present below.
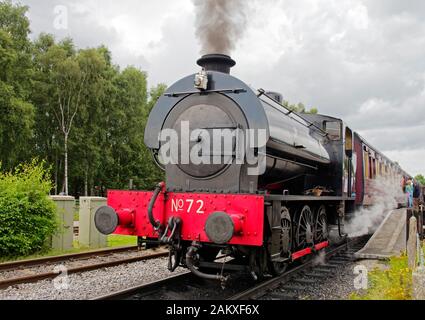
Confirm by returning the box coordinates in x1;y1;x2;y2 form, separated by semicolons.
291;241;330;261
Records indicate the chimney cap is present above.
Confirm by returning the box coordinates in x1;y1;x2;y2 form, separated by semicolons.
197;54;236;74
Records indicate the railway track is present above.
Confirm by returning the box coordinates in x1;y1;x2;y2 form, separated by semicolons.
0;246;168;290
92;272;254;300
93;236;369;300
229;236;368;300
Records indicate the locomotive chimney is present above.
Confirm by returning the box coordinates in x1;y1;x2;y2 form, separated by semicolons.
197;54;236;74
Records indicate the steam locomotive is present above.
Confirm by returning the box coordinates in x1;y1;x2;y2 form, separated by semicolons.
95;54;409;282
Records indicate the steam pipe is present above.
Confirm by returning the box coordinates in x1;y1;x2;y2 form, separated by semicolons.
337;216;347;238
186;242;228;282
148;182;165;231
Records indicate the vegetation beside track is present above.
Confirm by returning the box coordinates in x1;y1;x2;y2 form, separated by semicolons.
351;244;425;300
107;235;137;247
350;254;412;300
0;161;57;257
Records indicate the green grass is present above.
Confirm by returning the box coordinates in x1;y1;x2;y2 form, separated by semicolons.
350;254;412;300
349;244;425;300
350;242;425;300
107;234;137;247
72;235;137;249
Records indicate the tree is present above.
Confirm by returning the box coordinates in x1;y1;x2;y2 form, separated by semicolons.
147;83;167;113
415;174;425;185
32;33;64;194
140;84;168;188
54;53;89;195
1;3;170;197
309;107;318;115
32;39;108;195
68;48;107;196
98;67;153;191
282;100;318;114
0;1;34;170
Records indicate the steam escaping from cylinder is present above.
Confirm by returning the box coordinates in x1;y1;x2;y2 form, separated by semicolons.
344;177;406;238
192;0;249;55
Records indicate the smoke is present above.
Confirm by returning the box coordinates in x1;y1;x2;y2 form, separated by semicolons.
344;177;405;238
192;0;249;55
312;250;326;266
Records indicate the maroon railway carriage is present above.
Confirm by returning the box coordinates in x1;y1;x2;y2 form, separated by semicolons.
94;54;408;282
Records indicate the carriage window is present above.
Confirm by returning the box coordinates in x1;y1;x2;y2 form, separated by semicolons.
364;151;370;179
324;121;342;140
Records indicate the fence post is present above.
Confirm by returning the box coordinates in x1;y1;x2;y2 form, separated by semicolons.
407;216;417;269
413;235;425;300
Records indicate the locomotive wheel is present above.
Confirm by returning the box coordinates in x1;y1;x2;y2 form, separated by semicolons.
314;205;329;243
269;207;292;276
295;205;314;249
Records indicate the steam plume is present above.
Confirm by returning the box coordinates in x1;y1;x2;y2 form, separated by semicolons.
345;177;405;237
193;0;248;55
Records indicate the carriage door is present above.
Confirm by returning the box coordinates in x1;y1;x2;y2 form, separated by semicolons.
344;127;355;197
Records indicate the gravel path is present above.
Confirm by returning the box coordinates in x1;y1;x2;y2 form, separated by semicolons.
0;257;186;300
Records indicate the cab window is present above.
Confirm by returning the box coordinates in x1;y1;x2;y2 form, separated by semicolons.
324;121;342;140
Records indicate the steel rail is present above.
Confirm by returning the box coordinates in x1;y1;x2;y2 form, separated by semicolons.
93;237;367;301
91;272;192;300
0;250;167;290
0;246;140;272
228;237;365;300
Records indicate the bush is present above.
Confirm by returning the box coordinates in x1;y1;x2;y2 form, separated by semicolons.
0;160;57;257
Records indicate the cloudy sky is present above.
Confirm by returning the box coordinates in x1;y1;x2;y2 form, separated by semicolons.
15;0;425;176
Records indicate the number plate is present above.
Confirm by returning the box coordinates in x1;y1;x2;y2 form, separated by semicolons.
171;198;205;214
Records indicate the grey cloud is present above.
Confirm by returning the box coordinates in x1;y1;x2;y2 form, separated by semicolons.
11;0;425;174
22;1;118;46
366;0;425;19
359;124;425;152
141;13;199;87
17;0;150;69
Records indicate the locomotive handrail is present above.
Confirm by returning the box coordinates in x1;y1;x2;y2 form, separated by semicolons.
164;88;246;97
258;89;329;138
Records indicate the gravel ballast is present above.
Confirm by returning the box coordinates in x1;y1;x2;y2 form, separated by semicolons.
0;250;164;282
0;257;185;300
295;261;367;300
268;258;385;300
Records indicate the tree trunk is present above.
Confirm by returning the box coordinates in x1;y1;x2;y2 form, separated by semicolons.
84;165;88;197
54;152;58;195
64;133;69;196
